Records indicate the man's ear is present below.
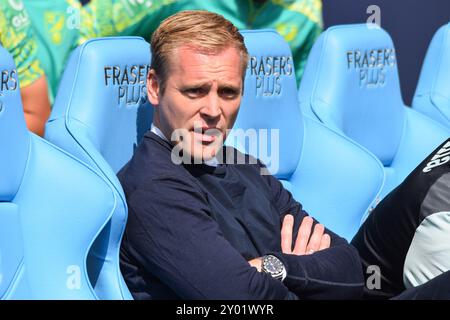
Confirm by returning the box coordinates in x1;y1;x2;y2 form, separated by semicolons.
147;69;160;106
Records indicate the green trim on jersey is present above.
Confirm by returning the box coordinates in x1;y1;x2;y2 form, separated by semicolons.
0;0;44;88
23;0;81;102
79;0;323;83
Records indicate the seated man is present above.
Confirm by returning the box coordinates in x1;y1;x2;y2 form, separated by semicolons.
118;10;450;300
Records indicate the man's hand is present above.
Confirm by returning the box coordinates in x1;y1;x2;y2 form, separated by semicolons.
281;214;330;255
248;215;331;270
248;257;262;272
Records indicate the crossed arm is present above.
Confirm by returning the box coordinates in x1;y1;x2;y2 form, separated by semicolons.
249;215;331;271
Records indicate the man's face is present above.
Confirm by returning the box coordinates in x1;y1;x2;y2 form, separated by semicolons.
148;45;243;162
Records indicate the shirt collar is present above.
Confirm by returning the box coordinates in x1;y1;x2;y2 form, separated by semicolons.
151;123;168;142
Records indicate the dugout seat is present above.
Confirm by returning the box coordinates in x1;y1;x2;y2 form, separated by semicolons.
0;45;124;299
298;24;450;202
45;37;153;299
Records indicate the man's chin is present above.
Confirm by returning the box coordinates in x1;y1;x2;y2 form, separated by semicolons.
171;136;224;165
192;146;221;163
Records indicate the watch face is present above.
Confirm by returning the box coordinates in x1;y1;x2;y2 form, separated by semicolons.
263;255;284;274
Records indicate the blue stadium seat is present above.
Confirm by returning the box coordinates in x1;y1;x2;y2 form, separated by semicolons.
0;46;126;299
298;24;450;201
45;37;153;299
413;22;450;128
226;30;385;240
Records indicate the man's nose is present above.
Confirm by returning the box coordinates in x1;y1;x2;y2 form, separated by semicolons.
200;94;222;119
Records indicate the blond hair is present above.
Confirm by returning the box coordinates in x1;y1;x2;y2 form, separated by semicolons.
150;10;249;93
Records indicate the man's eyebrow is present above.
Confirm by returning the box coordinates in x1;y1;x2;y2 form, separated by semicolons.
218;84;241;92
179;82;212;90
178;83;241;92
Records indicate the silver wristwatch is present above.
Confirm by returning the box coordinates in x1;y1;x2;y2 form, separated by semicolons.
261;255;287;282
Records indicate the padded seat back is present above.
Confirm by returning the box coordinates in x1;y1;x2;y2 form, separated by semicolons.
0;44;29;299
1;45;124;299
227;30;303;179
299;24;450;199
46;37;153;174
413;23;450;127
299;24;405;166
45;37;152;299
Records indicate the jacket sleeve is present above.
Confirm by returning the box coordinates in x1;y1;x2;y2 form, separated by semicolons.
262;171;365;299
124;174;299;300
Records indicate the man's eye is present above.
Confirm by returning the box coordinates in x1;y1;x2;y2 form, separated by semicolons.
184;88;206;97
219;88;239;99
